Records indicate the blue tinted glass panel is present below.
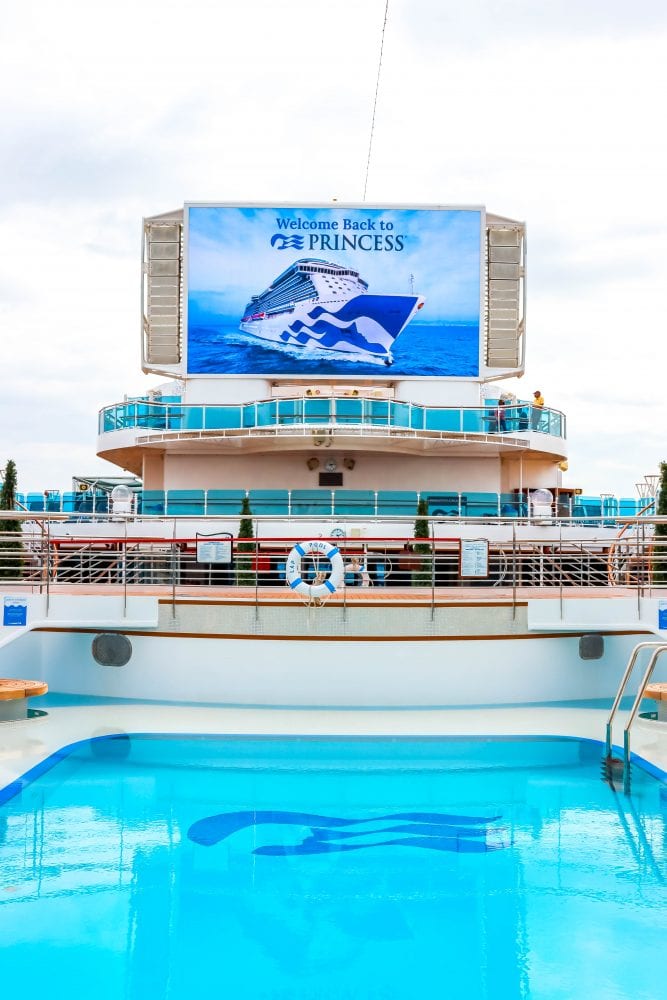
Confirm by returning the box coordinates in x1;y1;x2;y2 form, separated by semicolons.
26;493;46;512
204;407;241;430
335;400;363;424
424;409;460;432
333;491;376;516
243;404;257;428
410;406;425;430
499;493;526;517
424;493;461;517
579;497;602;516
463;409;486;433
166;491;205;515
183;407;204;430
466;492;499;517
376;491;418;516
248;490;289;515
255;402;277;427
205;490;245;515
303;399;331;424
139;491;165;515
278;400;302;425
619;498;639;517
165;406;184;430
390;403;410;428
368;400;389;425
291;490;333;515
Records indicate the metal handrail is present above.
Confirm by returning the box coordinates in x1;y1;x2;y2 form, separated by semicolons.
604;641;666;758
622;645;667;792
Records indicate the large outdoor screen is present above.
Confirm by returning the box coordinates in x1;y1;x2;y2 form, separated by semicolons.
186;204;483;378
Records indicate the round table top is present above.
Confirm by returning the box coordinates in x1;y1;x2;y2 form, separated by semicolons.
0;679;48;701
644;682;667;702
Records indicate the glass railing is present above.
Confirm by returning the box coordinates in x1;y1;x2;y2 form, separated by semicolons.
98;397;566;440
14;489;656;521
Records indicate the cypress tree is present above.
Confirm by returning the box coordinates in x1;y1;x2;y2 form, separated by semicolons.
236;496;255;585
412;496;432;586
0;459;22;580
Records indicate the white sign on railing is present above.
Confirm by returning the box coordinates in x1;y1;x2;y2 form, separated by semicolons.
196;533;233;564
459;539;489;578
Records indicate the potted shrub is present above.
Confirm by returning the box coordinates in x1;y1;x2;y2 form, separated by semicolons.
412;497;433;586
236;496;255;586
0;460;23;581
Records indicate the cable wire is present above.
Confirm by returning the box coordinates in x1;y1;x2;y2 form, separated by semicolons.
363;0;390;202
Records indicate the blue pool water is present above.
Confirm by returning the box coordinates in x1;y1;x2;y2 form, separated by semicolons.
1;736;666;999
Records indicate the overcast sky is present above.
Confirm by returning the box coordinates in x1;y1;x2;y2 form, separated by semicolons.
2;0;666;497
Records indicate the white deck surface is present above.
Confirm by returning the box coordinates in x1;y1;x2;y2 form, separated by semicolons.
1;702;665;791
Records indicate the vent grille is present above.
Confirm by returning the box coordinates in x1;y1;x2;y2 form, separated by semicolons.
485;224;525;370
142;219;183;369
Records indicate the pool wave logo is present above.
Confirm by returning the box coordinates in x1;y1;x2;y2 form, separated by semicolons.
270;233;305;250
187;809;507;856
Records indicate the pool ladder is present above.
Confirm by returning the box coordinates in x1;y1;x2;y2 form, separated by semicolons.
603;641;667;794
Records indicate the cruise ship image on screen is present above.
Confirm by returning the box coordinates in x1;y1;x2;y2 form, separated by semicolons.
239;258;425;366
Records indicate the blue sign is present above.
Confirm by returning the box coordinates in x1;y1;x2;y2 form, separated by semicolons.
3;596;27;627
186;204;483;378
659;601;667;631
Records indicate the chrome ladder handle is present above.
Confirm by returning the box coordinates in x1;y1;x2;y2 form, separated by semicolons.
604;641;664;758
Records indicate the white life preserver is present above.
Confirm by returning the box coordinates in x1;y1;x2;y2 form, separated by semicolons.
285;539;345;600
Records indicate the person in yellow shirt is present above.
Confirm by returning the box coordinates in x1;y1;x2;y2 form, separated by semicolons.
532;390;544;430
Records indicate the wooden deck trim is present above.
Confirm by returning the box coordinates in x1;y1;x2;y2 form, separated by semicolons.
32;626;651;643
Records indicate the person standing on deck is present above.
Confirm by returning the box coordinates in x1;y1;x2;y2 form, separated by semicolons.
496;398;507;432
531;390;544;430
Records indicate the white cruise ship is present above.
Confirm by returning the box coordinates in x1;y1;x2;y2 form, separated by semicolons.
239;258;424;366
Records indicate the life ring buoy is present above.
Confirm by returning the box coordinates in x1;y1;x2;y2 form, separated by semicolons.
285;539;344;600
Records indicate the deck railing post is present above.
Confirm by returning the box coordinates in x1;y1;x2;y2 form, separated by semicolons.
512;522;516;620
559;523;563;620
430;519;435;622
45;519;51;617
254;523;259;619
123;519;128;620
171;519;177;621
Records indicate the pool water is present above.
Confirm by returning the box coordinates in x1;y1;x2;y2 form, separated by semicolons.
0;736;665;999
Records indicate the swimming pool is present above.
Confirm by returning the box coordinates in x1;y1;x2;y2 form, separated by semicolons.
1;735;665;999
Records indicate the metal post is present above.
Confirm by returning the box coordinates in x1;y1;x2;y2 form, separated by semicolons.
45;519;51;617
637;522;643;617
123;519;128;619
512;522;516;620
254;521;259;619
171;519;177;620
343;538;347;623
559;523;563;620
430;519;436;622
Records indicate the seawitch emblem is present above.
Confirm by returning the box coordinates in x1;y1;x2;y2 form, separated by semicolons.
188;809;507;856
270;233;305;250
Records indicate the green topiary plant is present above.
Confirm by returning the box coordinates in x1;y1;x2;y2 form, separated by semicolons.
236;495;255;586
412;497;432;586
0;459;23;580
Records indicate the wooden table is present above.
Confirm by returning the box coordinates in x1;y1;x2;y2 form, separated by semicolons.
0;678;48;721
